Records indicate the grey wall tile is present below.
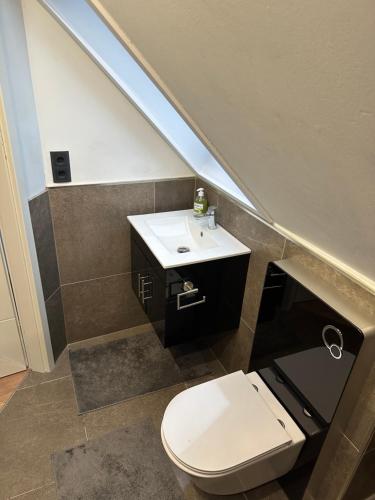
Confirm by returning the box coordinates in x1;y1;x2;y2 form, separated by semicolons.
368;430;375;452
210;319;255;373
334;348;375;453
217;195;286;331
307;426;360;500
283;241;375;321
155;178;195;212
29;191;60;300
344;448;375;500
49;183;154;284
62;273;148;343
45;288;66;361
205;193;285;372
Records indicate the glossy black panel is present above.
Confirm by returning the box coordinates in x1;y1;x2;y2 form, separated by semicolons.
249;262;365;498
250;262;363;424
131;227;249;347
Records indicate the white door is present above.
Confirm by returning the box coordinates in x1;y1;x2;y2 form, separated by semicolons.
0;232;26;377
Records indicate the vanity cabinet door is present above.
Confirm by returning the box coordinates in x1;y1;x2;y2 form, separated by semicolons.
131;227;167;329
163;264;220;346
130;227;250;347
131;235;154;315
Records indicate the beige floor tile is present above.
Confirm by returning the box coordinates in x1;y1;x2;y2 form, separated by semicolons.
173;466;246;500
141;383;187;429
18;349;70;390
0;377;86;498
244;480;288;499
84;383;186;441
9;483;57;500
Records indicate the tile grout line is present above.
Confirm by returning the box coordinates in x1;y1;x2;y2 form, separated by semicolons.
9;482;55;499
77;380;188;416
27;187;48;202
281;236;288;259
239;315;254;333
46;189;68;352
47;189;64;293
44;285;60;304
67;323;152;350
46;177;195;190
61;271;132;287
208;346;228;375
17;374;71;391
342;431;361;453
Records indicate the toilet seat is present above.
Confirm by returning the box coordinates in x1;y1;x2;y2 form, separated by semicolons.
161;371;295;476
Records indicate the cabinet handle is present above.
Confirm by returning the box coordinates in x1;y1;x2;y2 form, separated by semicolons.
138;273;153;303
177;288;206;310
137;273;145;298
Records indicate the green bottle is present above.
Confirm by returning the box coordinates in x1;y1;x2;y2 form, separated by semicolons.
193;187;208;216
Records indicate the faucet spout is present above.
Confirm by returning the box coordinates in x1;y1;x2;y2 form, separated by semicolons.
207;206;217;230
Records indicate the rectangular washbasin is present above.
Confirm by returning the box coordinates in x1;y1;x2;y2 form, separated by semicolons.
127;210;250;269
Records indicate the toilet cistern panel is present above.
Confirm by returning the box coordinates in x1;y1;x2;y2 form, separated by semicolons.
250;261;364;426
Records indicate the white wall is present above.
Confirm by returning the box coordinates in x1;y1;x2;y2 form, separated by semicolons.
0;0;54;370
0;0;46;199
22;0;192;187
97;0;375;284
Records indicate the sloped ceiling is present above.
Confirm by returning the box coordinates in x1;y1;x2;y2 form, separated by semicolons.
93;0;375;282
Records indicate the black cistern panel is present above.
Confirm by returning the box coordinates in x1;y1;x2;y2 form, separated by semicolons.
250;262;363;427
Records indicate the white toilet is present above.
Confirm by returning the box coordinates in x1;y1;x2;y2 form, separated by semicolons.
161;371;305;495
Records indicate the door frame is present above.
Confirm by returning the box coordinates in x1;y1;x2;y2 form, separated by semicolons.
0;230;28;375
0;91;53;372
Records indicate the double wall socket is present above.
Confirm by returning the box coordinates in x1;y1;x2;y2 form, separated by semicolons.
50;151;71;183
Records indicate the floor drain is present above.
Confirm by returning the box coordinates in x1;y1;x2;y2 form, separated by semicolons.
177;246;190;253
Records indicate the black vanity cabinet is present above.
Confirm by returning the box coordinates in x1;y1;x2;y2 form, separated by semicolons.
131;227;250;347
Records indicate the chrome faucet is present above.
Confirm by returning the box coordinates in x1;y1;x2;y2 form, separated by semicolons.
207;206;217;230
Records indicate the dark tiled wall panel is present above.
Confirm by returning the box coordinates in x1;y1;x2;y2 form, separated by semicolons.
45;289;66;359
29;191;60;300
61;274;148;343
29;191;66;360
48;183;154;284
344;446;375;500
155;179;195;212
217;194;285;331
49;179;195;343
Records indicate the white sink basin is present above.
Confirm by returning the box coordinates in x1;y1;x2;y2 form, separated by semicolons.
127;210;250;269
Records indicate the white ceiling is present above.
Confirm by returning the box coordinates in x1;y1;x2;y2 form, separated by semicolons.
94;0;375;282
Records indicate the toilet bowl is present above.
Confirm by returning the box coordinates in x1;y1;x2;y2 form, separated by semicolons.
161;371;305;495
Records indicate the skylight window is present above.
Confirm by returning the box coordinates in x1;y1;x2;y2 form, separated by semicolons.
40;0;256;210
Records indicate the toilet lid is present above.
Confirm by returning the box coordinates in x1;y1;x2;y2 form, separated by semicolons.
161;371;292;475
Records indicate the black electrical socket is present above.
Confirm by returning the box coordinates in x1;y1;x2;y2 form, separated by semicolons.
50;151;71;183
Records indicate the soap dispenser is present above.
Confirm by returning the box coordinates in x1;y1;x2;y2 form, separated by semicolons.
193;187;208;217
